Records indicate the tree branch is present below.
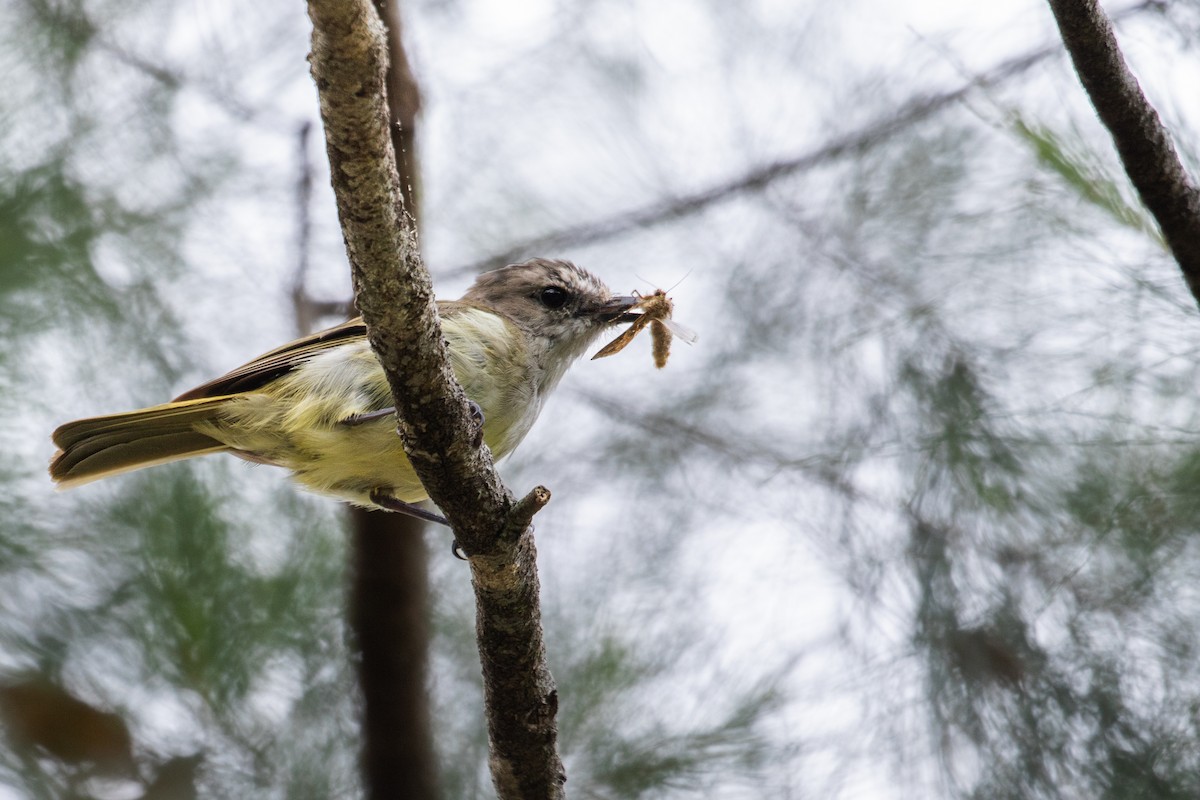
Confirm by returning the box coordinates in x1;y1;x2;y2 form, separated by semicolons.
1047;0;1200;305
445;1;1163;280
446;41;1059;278
346;5;437;799
305;1;565;796
306;0;498;544
373;0;422;212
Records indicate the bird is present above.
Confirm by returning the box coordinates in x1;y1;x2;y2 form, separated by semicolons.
49;258;638;519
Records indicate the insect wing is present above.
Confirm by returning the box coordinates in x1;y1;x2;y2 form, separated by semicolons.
660;317;698;345
591;315;650;360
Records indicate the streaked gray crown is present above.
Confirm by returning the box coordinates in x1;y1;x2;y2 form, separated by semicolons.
463;258;614;333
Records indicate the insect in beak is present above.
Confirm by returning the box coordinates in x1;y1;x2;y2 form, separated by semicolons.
591;289;697;368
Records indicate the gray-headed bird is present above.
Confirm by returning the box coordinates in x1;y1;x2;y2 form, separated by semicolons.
50;259;639;518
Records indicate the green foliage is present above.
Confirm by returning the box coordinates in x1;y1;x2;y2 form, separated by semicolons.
1012;115;1161;241
557;635;779;797
900;354;1024;512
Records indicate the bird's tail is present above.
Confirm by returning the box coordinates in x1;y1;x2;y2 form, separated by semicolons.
49;397;233;489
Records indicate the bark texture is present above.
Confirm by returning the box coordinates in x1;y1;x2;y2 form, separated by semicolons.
1048;0;1200;305
306;1;565;796
346;5;438;799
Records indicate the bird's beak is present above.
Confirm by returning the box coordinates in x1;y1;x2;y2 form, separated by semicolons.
593;295;641;323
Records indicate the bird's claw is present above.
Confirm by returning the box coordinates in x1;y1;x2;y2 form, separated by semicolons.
468;400;485;449
368;489;450;527
341;407;397;426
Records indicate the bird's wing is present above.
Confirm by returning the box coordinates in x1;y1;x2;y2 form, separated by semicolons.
172;317;371;401
170;302;490;402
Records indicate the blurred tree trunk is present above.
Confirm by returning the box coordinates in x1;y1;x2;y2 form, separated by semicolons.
345;2;438;798
349;509;438;800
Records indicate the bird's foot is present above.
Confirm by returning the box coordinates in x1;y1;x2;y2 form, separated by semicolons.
341;407;397;426
368;489;449;526
368;489;466;559
467;400;485;448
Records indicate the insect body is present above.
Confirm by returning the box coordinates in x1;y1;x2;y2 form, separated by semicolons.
591;289;697;368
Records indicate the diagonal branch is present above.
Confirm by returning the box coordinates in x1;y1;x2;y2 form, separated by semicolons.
446;42;1059;278
445;1;1162;280
1047;0;1200;305
305;1;565;797
306;0;502;545
344;4;438;800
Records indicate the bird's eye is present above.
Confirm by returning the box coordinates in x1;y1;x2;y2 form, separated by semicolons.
538;286;569;309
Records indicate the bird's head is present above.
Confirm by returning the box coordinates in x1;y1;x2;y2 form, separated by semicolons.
463;258;638;369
